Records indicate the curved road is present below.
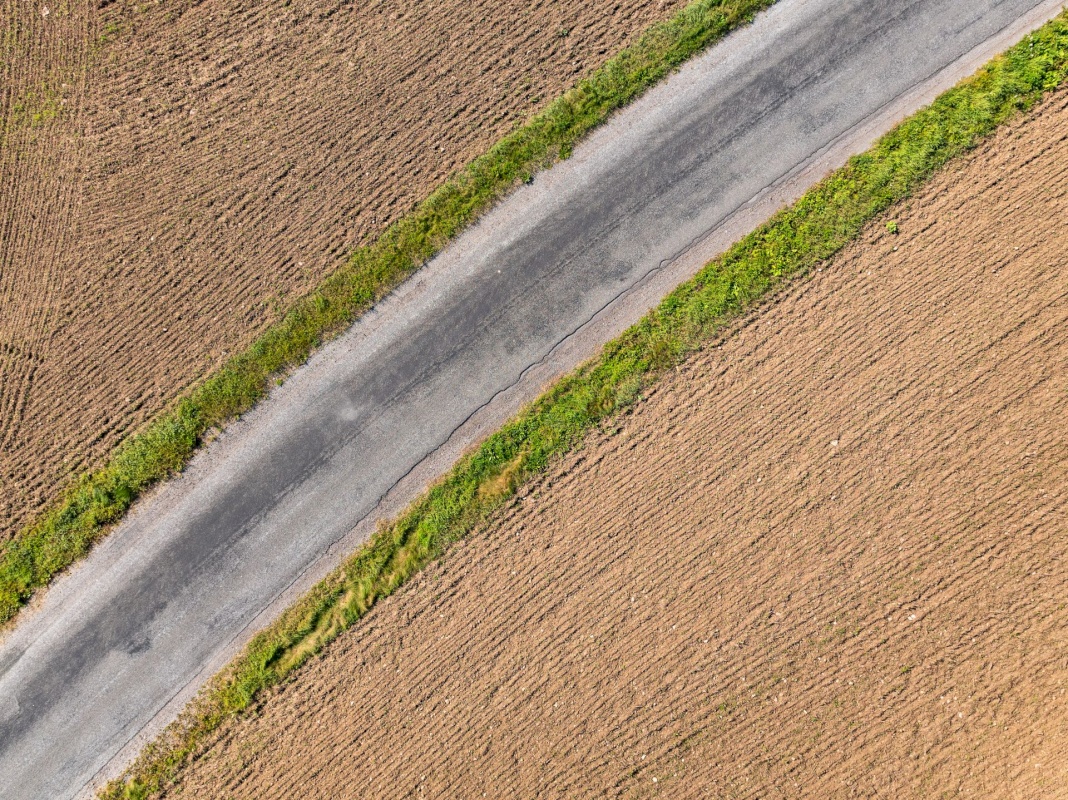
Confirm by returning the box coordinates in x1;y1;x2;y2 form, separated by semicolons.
1;0;1063;797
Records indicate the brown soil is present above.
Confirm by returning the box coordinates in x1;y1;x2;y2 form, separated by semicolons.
0;0;687;542
168;89;1068;799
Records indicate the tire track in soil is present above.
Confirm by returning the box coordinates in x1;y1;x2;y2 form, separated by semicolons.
168;88;1068;800
0;0;688;542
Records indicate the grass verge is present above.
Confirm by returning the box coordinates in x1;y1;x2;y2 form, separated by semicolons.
101;12;1068;800
0;0;777;625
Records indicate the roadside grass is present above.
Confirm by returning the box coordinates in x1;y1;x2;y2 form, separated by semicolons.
102;13;1068;800
0;0;776;625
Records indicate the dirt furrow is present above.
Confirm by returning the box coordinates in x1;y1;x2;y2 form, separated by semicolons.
0;0;94;523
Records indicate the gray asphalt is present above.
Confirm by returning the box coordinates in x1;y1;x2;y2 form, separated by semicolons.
1;0;1062;797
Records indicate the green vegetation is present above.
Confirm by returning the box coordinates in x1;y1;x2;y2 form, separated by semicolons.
0;0;775;625
102;12;1068;800
8;85;65;127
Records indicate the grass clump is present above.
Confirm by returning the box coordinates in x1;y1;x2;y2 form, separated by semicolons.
102;12;1068;800
0;0;776;625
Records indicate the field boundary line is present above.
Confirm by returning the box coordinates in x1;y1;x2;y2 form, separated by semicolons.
100;11;1068;800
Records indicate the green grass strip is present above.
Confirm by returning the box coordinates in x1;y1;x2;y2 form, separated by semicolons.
102;12;1068;800
0;0;777;625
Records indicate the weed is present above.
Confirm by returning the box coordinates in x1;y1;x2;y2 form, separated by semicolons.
99;20;120;44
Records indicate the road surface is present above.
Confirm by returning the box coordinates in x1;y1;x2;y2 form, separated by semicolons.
0;0;1063;796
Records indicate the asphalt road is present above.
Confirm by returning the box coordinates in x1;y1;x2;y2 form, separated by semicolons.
1;0;1063;796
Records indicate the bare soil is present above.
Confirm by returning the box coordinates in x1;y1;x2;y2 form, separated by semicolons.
0;0;686;542
168;89;1068;798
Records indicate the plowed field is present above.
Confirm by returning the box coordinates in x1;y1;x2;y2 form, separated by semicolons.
0;0;687;542
167;88;1068;798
